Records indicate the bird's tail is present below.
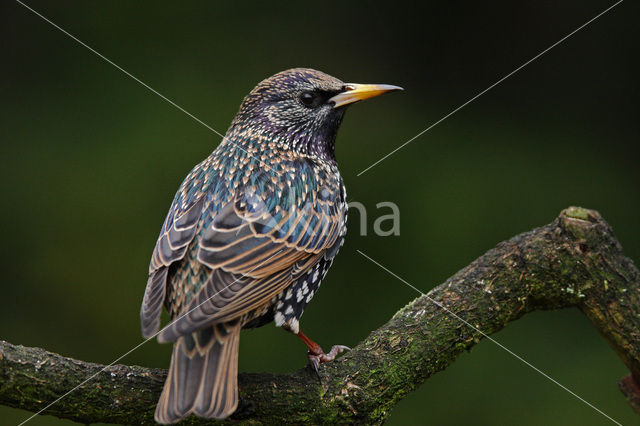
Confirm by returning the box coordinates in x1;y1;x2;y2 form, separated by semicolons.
154;321;241;424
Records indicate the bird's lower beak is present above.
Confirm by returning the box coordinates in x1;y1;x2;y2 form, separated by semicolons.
329;83;403;108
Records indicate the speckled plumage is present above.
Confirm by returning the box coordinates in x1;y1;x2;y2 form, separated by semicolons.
140;68;399;423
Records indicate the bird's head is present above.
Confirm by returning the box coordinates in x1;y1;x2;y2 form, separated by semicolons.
229;68;402;162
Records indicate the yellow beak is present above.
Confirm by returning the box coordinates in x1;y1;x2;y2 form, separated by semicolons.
329;83;403;108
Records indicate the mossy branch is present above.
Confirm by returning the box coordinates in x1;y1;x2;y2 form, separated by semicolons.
1;207;639;424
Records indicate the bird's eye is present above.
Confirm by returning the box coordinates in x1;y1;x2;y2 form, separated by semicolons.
299;91;317;107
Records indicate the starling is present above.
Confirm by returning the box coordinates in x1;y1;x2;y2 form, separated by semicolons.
140;68;401;423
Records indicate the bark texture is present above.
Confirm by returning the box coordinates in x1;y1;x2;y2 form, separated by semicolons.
1;207;639;424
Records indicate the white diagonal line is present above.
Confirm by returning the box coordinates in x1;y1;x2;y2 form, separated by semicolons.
13;0;272;169
18;249;283;425
356;249;622;425
357;0;624;176
14;0;222;137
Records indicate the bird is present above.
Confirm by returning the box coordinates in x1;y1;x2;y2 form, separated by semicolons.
140;68;401;423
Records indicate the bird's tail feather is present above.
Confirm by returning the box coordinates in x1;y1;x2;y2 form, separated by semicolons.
154;322;241;424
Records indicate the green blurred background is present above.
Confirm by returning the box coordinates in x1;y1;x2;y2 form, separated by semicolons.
2;1;638;424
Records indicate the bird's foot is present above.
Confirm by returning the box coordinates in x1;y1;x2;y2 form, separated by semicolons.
308;345;351;375
296;330;350;375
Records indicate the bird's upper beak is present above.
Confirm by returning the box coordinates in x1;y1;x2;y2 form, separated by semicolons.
329;83;403;108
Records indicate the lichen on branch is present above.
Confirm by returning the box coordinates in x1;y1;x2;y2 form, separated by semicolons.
1;207;639;424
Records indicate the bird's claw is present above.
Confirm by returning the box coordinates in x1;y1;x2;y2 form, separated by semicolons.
308;345;351;377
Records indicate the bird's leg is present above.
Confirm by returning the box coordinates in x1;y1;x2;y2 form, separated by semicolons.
296;330;350;375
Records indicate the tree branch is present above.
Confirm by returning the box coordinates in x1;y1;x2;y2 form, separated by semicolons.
1;207;639;424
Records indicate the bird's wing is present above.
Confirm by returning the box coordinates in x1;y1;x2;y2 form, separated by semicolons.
140;160;211;338
158;158;345;342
